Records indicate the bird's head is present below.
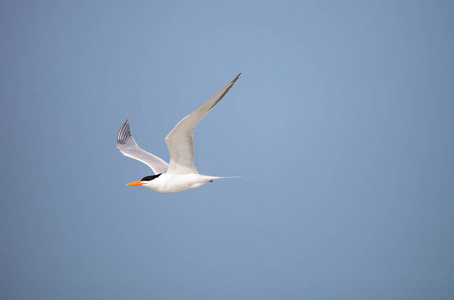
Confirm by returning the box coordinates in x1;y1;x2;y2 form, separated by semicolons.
126;174;162;186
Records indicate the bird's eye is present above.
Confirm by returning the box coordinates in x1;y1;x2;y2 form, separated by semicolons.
141;173;162;181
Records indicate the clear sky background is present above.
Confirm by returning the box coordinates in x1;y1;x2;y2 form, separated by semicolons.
1;1;453;299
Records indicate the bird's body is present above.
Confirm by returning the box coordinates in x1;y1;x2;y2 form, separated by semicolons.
116;74;241;193
140;173;227;193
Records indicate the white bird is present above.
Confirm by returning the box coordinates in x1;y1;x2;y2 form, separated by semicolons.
116;73;241;193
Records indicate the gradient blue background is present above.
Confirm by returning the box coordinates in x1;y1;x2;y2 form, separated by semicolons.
1;1;453;299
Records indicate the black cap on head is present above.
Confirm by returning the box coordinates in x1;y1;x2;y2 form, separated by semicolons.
141;173;162;181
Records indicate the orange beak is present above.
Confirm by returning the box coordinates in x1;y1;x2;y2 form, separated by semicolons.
126;181;143;186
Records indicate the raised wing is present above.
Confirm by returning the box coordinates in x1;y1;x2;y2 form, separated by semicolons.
116;119;168;174
165;73;241;175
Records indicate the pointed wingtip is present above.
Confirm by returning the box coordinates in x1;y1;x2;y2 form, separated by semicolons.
231;73;241;84
121;119;130;132
117;118;132;144
120;119;129;130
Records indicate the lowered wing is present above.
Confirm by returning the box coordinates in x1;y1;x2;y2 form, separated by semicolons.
116;119;168;174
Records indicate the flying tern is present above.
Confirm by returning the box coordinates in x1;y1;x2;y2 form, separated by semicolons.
116;73;241;193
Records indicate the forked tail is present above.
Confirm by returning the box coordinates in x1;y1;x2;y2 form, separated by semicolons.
207;176;242;182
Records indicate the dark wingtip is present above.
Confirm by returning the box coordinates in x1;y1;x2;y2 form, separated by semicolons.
226;73;241;88
208;74;242;110
117;119;132;144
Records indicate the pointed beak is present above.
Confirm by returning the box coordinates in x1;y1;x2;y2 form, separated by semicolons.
126;181;143;186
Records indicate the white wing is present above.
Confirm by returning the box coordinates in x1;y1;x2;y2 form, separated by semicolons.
116;119;168;174
165;73;241;175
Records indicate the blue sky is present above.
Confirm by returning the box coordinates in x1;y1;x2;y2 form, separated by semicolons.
1;1;453;299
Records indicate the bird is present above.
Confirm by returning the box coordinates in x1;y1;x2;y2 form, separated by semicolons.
116;73;241;193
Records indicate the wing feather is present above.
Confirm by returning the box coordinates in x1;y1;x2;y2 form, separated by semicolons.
116;119;168;174
165;73;241;175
